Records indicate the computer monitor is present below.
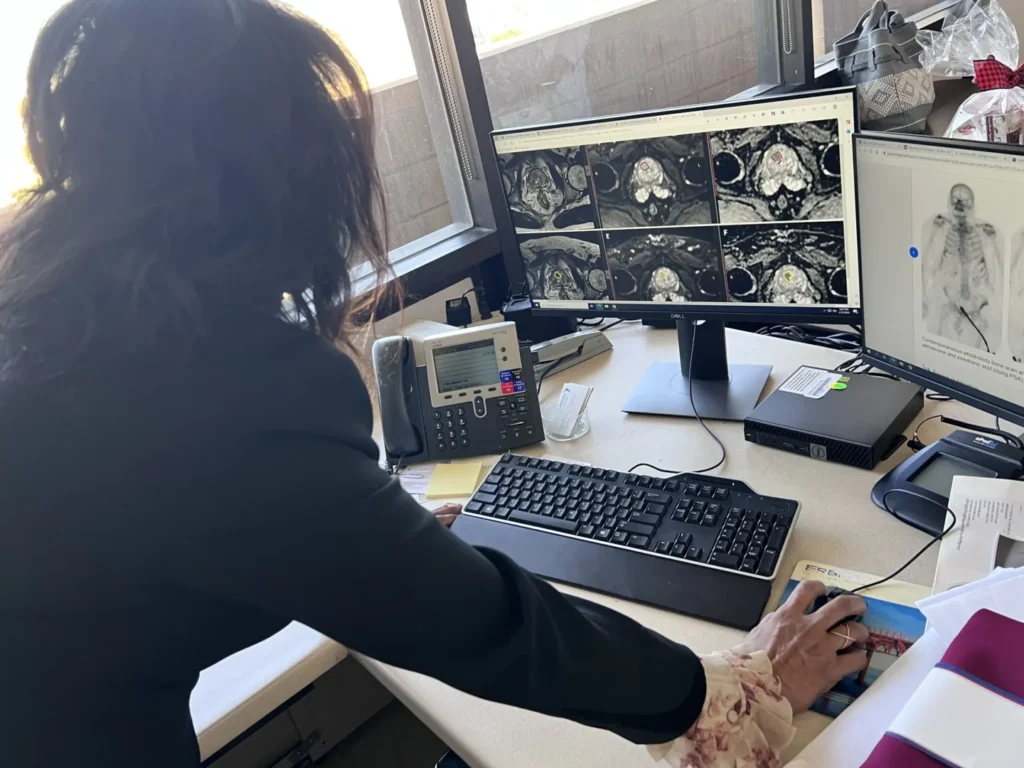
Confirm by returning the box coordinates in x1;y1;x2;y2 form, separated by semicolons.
492;88;862;421
854;132;1024;426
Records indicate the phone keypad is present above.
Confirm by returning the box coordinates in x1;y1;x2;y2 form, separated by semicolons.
498;395;536;443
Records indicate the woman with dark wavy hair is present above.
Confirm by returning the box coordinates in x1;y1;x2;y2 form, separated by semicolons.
0;1;867;766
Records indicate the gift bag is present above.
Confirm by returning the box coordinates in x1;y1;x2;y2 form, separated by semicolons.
918;0;1019;78
946;56;1024;143
835;0;935;133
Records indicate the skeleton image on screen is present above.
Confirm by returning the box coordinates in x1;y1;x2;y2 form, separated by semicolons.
603;228;726;303
710;120;842;223
497;147;595;231
722;222;846;304
1011;232;1024;362
518;233;610;301
921;184;1003;354
586;135;715;227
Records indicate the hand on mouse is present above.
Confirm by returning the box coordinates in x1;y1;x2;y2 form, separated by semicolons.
743;580;870;714
431;503;462;528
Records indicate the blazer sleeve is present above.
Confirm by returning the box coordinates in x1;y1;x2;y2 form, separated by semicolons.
166;338;707;744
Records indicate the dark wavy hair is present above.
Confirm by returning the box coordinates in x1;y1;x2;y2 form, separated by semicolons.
0;0;391;373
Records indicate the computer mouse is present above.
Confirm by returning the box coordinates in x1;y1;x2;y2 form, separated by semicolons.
810;586;865;628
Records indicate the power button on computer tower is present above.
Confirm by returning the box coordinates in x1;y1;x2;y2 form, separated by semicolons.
810;444;828;461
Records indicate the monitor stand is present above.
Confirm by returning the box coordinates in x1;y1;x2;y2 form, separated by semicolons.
623;318;773;421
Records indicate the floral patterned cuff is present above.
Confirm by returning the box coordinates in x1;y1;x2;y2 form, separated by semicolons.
646;648;795;768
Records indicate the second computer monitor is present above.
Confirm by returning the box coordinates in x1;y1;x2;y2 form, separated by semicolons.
856;133;1024;424
492;89;862;324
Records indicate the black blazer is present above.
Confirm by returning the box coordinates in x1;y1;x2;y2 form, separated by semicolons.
0;309;705;766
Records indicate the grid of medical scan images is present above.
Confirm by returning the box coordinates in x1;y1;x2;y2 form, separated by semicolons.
498;120;851;308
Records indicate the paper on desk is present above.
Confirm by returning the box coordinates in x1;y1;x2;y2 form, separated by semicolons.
779;366;841;399
398;465;435;498
933;477;1024;594
787;629;948;768
918;566;1024;644
425;461;484;499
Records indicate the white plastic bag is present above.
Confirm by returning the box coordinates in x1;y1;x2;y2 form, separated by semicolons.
918;0;1019;78
945;57;1024;143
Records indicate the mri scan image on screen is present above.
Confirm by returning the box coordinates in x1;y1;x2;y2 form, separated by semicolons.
587;135;716;228
518;233;610;301
722;222;846;304
497;147;596;232
711;120;842;224
603;228;726;303
920;184;1003;355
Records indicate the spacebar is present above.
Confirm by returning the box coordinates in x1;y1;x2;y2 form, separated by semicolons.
508;509;579;534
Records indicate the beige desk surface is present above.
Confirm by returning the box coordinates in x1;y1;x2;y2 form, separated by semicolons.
361;323;984;767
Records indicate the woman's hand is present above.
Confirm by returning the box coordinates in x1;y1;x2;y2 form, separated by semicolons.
431;503;462;528
744;580;870;714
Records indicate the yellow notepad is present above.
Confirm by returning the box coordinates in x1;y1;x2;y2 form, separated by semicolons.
425;461;484;499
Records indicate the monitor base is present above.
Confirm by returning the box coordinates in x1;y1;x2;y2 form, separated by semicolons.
622;318;772;421
623;361;773;421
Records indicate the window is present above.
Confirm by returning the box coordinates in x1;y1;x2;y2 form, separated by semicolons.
465;0;770;130
0;0;473;265
812;0;942;61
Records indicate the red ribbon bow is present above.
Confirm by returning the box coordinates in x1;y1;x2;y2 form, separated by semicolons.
974;56;1024;91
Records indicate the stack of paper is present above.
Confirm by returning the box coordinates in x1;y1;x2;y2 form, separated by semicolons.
788;567;1024;767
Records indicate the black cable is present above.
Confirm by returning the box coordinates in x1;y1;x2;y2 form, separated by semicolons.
536;354;572;398
600;319;626;331
851;489;957;595
626;321;726;477
959;305;991;353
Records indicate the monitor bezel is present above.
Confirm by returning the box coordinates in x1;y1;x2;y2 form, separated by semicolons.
491;86;862;325
853;130;1024;425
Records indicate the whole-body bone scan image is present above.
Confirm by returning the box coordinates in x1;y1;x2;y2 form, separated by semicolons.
722;222;846;304
1011;232;1024;362
710;120;842;224
603;228;726;303
497;147;595;232
518;233;610;301
587;135;716;227
921;184;1003;354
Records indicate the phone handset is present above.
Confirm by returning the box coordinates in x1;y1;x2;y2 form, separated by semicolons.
371;336;424;460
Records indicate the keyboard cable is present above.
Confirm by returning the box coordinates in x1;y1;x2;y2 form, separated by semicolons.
628;320;726;477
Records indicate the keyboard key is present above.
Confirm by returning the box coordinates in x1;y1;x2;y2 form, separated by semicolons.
648;502;667;516
624;474;639;486
568;464;582;475
713;487;729;500
619;521;656;537
596;528;612;541
768;526;786;550
628;535;651;549
758;548;780;576
752;532;767;547
530;502;543;514
499;454;514;464
632;489;646;500
554;508;568;520
616;507;631;520
566;509;580;522
612;531;629;545
708;503;722;516
509;509;579;534
465;501;483;513
701;513;717;527
700;485;714;497
735;531;751;545
685;483;700;495
474;492;497;505
686;510;702;524
748;545;763;560
741;558;758;573
538;459;551;471
479;483;499;494
665;479;680;492
675;532;693;549
645;492;672;504
549;462;563;472
710;553;740;569
631;499;646;513
603;504;618;518
671;542;687;557
731;543;747;557
656;541;671;554
740;520;755;533
482;504;497;516
605;471;619;482
675;498;692;512
692;500;707;514
495;507;511;519
651;478;665;490
714;540;730;553
686;547;704;561
630;513;661;527
579;524;596;538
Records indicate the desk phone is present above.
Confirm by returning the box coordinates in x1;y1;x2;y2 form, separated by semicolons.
373;322;544;466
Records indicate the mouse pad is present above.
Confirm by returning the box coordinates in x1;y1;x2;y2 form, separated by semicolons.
778;561;929;718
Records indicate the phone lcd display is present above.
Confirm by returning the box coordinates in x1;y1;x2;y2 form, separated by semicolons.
433;340;500;393
909;453;996;496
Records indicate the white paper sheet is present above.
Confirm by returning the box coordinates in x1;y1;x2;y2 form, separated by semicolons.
787;630;948;768
779;367;842;399
933;477;1024;594
919;567;1024;644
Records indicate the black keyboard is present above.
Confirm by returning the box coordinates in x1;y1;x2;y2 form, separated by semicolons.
453;454;800;626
